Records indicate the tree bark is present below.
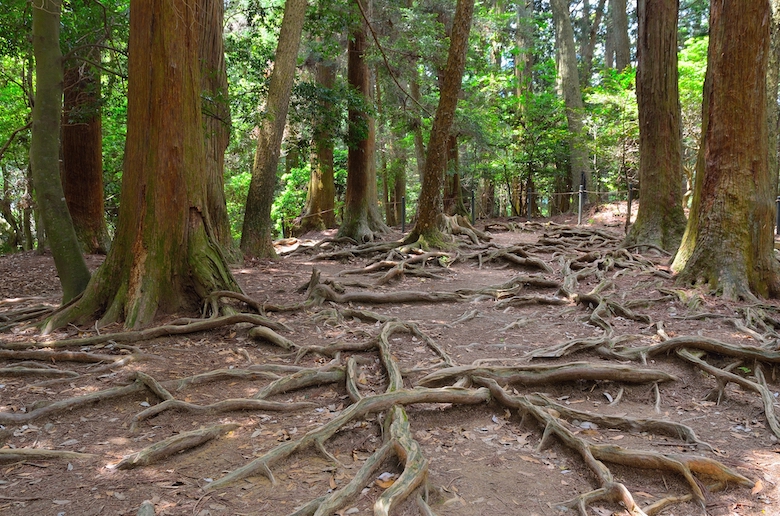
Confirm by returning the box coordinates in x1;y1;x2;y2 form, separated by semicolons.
623;0;686;253
198;0;235;259
409;77;426;181
45;0;240;331
515;0;534;99
611;0;631;70
30;0;91;303
444;135;468;216
338;5;388;242
409;0;475;244
580;0;606;87
768;0;780;194
671;0;780;300
61;65;109;255
240;0;307;258
550;0;593;203
300;58;337;233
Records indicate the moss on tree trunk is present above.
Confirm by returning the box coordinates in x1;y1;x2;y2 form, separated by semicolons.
671;0;780;300
30;0;91;303
623;0;687;253
44;0;240;332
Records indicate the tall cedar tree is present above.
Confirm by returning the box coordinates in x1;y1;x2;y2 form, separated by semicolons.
299;58;337;232
61;64;110;254
611;0;631;70
199;0;235;258
45;0;240;331
550;0;593;201
30;0;91;302
240;0;307;258
624;0;687;252
338;4;388;243
407;0;475;245
671;0;780;299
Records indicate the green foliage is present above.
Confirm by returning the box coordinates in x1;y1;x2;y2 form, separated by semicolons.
271;148;348;237
679;0;709;42
0;0;716;253
272;164;310;236
678;36;708;169
585;67;639;193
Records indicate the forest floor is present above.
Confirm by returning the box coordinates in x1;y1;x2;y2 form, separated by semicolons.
1;203;779;516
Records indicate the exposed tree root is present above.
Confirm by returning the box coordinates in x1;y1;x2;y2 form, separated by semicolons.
313;307;397;326
0;381;144;424
459;245;553;273
205;387;491;491
290;440;395;516
455;273;566;298
0;348;158;379
442;215;493;244
249;325;298;350
478;378;753;516
336;251;454;287
0;448;95;462
417;362;676;387
0;366;79;378
2;224;775;516
0;304;56;332
3;313;288;351
676;349;780;438
115;423;239;469
525;392;714;450
279;236;358;257
309;283;464;305
0;367;297;427
253;365;345;399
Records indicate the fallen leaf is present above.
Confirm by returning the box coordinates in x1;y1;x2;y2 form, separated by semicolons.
520;455;541;464
375;478;395;489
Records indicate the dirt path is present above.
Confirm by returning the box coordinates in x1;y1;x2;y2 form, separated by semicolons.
1;212;778;516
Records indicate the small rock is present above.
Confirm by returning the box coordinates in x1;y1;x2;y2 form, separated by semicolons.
137;501;155;516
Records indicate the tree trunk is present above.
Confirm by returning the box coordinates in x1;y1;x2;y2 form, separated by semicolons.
623;0;686;253
45;0;240;332
409;0;475;244
240;0;307;258
580;0;606;87
768;0;780;194
23;164;34;251
338;6;388;242
604;0;615;69
300;58;337;233
30;0;91;303
410;78;426;181
611;0;631;70
393;158;406;226
444;135;468;216
1;166;21;250
61;65;109;255
550;0;593;204
198;0;235;259
671;0;780;300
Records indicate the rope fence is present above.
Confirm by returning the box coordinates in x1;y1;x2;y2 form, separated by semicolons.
278;187;639;237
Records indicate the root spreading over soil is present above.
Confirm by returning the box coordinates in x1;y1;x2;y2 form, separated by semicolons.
1;216;779;515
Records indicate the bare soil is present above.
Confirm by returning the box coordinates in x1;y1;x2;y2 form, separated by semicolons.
1;207;779;516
